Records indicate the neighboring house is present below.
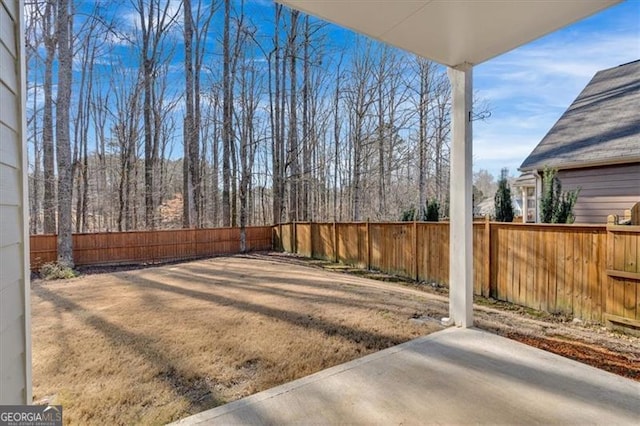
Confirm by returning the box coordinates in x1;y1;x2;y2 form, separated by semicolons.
516;60;640;224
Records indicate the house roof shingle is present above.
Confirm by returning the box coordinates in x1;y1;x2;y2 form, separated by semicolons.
519;60;640;171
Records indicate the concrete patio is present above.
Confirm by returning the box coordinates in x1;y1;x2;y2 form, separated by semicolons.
175;327;640;425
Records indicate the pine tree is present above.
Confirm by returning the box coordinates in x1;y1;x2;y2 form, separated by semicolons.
494;168;514;222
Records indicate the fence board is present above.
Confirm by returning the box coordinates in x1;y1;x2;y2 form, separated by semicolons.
417;223;449;284
336;223;367;268
32;221;639;328
286;222;637;326
473;224;485;296
311;223;334;260
30;226;272;269
281;224;294;253
296;223;312;258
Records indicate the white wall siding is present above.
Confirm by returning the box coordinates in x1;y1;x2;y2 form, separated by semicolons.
558;163;640;224
0;0;31;405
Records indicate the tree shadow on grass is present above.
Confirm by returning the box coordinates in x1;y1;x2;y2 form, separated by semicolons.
155;266;436;318
32;284;223;419
129;274;408;352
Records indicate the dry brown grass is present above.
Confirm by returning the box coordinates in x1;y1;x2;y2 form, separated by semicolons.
31;254;442;425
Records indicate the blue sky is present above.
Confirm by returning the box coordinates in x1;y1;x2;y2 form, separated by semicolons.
472;0;639;177
30;0;639;181
258;0;639;177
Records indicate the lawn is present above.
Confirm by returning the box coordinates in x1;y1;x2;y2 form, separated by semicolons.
31;254;442;424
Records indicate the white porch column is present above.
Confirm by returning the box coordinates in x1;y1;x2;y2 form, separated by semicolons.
447;63;473;328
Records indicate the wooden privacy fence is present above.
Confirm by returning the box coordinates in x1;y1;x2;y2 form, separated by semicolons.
273;221;640;327
30;226;273;269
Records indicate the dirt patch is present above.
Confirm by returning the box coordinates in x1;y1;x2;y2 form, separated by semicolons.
505;333;640;381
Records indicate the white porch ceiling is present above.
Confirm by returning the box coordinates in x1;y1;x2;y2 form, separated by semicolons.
277;0;621;66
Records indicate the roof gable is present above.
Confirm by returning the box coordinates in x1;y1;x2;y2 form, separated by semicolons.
520;60;640;171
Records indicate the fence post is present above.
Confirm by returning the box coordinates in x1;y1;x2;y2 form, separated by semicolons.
632;202;640;225
484;215;491;297
413;220;418;280
309;222;314;258
333;222;338;263
293;221;297;254
366;220;371;270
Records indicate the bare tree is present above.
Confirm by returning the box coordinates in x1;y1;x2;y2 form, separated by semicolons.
132;0;180;229
41;0;57;234
270;4;285;224
286;9;300;222
221;0;232;226
345;39;376;221
415;57;434;217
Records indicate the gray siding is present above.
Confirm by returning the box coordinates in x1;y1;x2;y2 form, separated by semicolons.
558;163;640;224
0;0;30;404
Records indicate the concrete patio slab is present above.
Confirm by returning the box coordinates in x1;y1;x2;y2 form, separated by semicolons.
174;328;640;425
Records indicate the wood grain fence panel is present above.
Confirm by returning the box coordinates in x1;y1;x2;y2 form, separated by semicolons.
30;226;274;269
518;228;527;306
472;224;485;296
272;225;282;251
336;223;366;268
281;224;293;253
585;232;596;320
394;223;413;277
311;223;334;260
415;224;426;281
296;223;312;258
29;234;57;268
596;232;607;321
493;226;503;299
358;224;368;268
572;232;582;319
525;228;534;308
195;229;211;256
610;232;626;317
369;223;383;271
416;223;448;284
566;230;577;316
538;230;548;312
547;230;558;313
246;226;273;251
554;230;566;314
507;227;516;303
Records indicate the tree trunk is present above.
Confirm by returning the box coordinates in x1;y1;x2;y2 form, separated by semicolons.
287;10;299;222
55;0;74;266
222;0;232;226
42;0;56;234
183;0;195;228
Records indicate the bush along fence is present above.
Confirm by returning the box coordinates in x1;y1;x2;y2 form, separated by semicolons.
30;226;273;269
273;221;640;330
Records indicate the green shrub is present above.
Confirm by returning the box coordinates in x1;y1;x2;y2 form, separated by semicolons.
401;207;416;221
425;198;440;221
402;200;440;222
40;261;78;280
540;166;580;224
